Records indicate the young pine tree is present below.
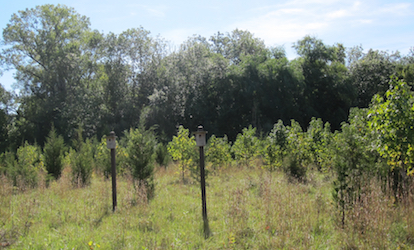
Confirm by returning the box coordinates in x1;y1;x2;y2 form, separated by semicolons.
43;126;66;180
125;125;157;198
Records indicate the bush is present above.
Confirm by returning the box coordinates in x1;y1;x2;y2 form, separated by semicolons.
43;126;66;180
332;121;374;226
264;120;288;171
284;120;307;181
3;142;43;189
206;135;232;171
71;127;94;187
232;125;260;166
155;142;170;167
167;125;197;183
125;126;156;198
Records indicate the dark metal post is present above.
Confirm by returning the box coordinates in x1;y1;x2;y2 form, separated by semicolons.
111;146;117;212
107;131;117;212
199;144;210;238
194;125;210;239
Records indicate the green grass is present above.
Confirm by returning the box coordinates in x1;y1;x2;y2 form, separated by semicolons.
1;163;414;249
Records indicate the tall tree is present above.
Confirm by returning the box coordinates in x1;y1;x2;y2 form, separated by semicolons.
293;36;352;130
2;4;98;144
348;48;398;107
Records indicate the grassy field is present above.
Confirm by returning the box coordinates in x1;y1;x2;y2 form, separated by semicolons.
1;163;414;249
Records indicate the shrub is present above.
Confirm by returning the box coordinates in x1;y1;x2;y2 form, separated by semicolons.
155;142;170;167
332;121;374;226
167;125;197;183
71;127;94;187
125;126;156;198
95;135;128;178
206;135;232;171
43;126;66;180
5;142;43;189
232;125;260;166
284;120;308;181
264;120;288;171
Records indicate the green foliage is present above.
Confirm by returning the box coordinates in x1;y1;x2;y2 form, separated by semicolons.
305;118;333;170
125;126;156;197
70;128;94;187
332;121;374;226
231;125;260;165
284;120;308;181
94;135;128;178
206;135;232;171
368;77;414;196
3;142;43;189
349;48;397;107
369;78;414;171
264;120;288;171
155;142;170;167
43;126;66;180
167;125;197;182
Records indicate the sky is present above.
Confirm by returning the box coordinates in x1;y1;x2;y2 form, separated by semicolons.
1;0;414;91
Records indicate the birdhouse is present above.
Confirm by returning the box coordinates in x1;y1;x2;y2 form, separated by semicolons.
106;131;117;149
193;125;207;147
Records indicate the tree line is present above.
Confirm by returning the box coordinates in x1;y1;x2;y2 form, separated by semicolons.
0;4;413;152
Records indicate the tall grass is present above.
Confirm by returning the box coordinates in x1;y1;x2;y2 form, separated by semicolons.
1;163;414;249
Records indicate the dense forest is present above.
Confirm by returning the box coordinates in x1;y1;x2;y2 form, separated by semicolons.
0;4;412;152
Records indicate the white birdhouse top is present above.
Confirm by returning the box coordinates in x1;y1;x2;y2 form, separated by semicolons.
193;125;207;147
106;131;117;149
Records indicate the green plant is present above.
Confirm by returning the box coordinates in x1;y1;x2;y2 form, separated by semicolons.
43;126;66;180
155;142;170;168
71;127;94;187
125;126;156;198
167;125;197;183
94;135;128;178
16;142;43;189
368;77;414;197
264;120;288;171
206;135;231;171
332;122;374;226
231;125;260;166
283;120;308;181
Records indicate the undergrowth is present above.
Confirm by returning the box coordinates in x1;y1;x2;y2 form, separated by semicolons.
1;163;413;249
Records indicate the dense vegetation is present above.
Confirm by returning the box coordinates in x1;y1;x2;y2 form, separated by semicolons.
1;4;413;149
1;4;414;249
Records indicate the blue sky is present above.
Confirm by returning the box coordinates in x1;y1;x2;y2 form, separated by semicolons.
1;0;414;91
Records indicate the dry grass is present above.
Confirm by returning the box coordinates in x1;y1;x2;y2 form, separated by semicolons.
1;164;414;249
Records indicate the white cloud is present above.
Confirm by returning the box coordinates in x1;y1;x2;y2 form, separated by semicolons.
327;9;349;19
163;28;200;46
228;0;413;49
144;6;166;18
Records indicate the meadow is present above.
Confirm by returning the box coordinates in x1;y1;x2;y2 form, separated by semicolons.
2;161;414;250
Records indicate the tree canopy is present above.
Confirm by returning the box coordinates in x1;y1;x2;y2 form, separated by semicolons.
1;4;413;150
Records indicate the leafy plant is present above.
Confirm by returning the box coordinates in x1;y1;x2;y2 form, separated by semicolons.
368;77;414;197
95;135;128;178
43;125;66;180
7;142;43;189
155;142;170;168
206;135;232;172
264;120;288;171
332;121;374;226
125;126;156;198
167;125;197;183
284;120;308;181
71;127;94;187
231;125;260;166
